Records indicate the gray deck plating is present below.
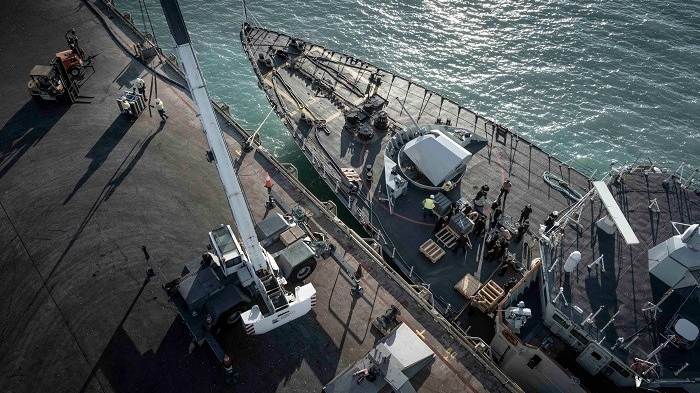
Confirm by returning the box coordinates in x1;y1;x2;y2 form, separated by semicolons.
546;172;700;377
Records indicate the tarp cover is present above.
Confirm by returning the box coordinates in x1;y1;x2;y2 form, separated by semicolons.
403;131;471;186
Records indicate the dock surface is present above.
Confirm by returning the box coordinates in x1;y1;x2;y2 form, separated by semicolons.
0;2;513;392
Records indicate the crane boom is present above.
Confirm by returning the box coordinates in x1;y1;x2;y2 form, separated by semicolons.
159;0;316;334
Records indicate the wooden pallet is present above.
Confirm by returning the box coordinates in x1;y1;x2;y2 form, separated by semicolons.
473;280;504;314
341;167;361;183
435;226;472;249
419;239;445;264
435;226;458;248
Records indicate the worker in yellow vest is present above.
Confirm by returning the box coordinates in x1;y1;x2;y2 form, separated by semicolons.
422;195;435;219
120;99;132;116
152;98;169;122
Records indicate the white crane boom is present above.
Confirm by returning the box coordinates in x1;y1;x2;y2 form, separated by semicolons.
159;0;316;334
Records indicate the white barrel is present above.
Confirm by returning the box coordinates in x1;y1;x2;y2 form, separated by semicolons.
563;251;582;273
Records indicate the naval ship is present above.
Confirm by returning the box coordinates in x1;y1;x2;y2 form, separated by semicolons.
239;8;700;392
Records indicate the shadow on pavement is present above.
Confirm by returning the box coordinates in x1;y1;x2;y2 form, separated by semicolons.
104;121;165;200
64;115;134;204
0;100;69;180
79;277;224;392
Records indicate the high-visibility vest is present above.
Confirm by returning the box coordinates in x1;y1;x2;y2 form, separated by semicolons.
422;198;435;210
134;78;145;88
155;100;164;110
121;100;130;110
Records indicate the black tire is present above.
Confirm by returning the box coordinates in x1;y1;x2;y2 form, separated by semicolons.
217;304;246;328
69;67;80;77
288;258;317;282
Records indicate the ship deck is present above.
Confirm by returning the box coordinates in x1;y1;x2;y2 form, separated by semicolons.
241;25;593;324
0;1;513;392
541;171;700;378
242;24;700;387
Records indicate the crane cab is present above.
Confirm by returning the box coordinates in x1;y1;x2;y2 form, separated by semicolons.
208;225;247;277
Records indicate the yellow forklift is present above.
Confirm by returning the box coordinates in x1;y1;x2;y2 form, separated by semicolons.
27;29;93;103
27;64;65;101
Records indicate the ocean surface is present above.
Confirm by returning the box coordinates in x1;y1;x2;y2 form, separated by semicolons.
118;0;699;186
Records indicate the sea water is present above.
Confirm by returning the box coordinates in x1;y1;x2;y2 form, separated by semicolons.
117;0;699;183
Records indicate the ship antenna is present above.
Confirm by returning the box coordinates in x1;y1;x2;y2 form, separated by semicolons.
394;97;426;134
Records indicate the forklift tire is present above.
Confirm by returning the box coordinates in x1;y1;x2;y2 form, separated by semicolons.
289;258;317;282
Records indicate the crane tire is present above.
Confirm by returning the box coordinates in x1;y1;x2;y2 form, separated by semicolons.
289;258;317;282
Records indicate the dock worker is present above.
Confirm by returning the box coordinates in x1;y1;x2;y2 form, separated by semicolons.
498;180;512;203
473;215;486;237
452;233;469;253
422;195;435;219
151;98;169;122
133;77;146;99
544;211;558;232
499;227;512;244
491;206;503;228
519;204;532;224
120;99;131;114
462;203;473;216
473;184;489;206
433;215;448;234
515;220;529;243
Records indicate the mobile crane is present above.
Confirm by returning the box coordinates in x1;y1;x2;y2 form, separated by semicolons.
158;0;319;349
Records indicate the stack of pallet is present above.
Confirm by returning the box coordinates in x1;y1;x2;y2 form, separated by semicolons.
341;167;361;183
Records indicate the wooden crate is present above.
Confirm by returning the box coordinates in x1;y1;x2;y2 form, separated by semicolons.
454;274;481;299
419;239;445;264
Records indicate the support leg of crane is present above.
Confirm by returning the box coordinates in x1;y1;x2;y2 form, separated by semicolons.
224;370;239;386
351;279;364;299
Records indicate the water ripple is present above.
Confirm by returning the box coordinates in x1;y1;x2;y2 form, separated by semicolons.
119;0;700;172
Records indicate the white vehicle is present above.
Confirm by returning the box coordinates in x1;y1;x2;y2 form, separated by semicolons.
159;0;321;342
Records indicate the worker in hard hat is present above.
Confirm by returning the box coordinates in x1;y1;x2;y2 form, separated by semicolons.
120;99;131;115
151;98;169;122
422;194;435;219
133;77;146;99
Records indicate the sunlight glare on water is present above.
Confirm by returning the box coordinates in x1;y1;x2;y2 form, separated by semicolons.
119;0;699;175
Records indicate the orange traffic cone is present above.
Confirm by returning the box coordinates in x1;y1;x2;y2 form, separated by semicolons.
264;172;273;189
